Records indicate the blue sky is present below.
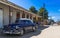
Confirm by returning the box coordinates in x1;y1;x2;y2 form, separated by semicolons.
8;0;60;21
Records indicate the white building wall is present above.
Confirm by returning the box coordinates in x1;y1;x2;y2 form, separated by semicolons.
0;3;9;25
11;9;16;23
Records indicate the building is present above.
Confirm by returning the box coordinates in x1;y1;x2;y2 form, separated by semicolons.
0;0;41;28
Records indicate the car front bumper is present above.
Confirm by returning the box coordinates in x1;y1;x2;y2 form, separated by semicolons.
3;30;21;34
3;32;20;34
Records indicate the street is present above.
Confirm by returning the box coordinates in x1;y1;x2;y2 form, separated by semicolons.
0;25;60;38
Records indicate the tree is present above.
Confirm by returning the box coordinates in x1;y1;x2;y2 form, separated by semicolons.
38;7;48;20
38;3;48;20
29;6;38;14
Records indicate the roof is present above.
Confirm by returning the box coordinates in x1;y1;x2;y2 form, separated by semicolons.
0;0;41;18
20;18;32;20
20;18;33;23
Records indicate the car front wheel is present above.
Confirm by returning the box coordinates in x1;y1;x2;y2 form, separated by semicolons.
20;29;24;36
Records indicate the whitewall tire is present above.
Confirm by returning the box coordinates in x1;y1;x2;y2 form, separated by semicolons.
32;27;36;31
35;25;38;29
20;30;24;35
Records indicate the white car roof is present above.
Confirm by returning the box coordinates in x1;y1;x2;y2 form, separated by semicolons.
20;18;33;23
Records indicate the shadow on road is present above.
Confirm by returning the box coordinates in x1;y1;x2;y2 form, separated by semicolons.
0;26;49;38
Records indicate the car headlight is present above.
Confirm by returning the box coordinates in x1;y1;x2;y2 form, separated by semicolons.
16;26;19;29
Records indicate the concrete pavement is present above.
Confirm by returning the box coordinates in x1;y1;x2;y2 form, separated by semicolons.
31;25;60;38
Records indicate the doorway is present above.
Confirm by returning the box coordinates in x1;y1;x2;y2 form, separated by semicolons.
0;8;3;28
16;12;20;19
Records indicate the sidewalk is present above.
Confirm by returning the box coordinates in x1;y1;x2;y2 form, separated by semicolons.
31;26;60;38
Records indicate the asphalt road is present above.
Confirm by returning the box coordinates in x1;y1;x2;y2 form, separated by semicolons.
0;26;49;38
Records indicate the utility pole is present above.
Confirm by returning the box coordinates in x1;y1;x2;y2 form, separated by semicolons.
43;3;45;25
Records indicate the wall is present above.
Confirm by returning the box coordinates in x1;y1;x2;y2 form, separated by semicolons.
0;3;9;25
11;9;16;23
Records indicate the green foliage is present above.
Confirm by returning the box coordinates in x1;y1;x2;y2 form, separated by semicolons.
29;6;38;14
38;7;48;19
29;6;48;21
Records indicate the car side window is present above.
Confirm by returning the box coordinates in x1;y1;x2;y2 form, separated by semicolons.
15;19;19;23
20;20;32;23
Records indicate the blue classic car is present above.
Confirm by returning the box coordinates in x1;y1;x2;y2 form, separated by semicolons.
3;18;38;35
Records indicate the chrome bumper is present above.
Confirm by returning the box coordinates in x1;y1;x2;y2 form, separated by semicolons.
3;31;21;34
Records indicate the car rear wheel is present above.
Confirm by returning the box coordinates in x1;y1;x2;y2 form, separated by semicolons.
32;27;36;31
35;25;38;29
20;29;24;36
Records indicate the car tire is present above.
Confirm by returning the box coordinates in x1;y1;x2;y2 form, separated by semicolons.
35;25;38;29
20;29;24;36
32;27;36;32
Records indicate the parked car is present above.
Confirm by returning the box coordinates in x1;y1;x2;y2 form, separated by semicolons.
3;18;38;35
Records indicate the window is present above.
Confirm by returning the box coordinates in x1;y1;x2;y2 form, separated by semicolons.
22;13;25;18
27;14;29;18
16;12;20;19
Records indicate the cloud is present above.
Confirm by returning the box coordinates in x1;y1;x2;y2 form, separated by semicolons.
48;16;55;19
52;16;55;19
58;9;60;12
48;17;51;19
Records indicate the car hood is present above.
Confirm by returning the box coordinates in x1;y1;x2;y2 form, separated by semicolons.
9;23;35;27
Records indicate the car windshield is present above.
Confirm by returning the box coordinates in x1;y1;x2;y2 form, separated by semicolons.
20;20;32;23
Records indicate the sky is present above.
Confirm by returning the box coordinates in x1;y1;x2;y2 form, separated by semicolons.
8;0;60;21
